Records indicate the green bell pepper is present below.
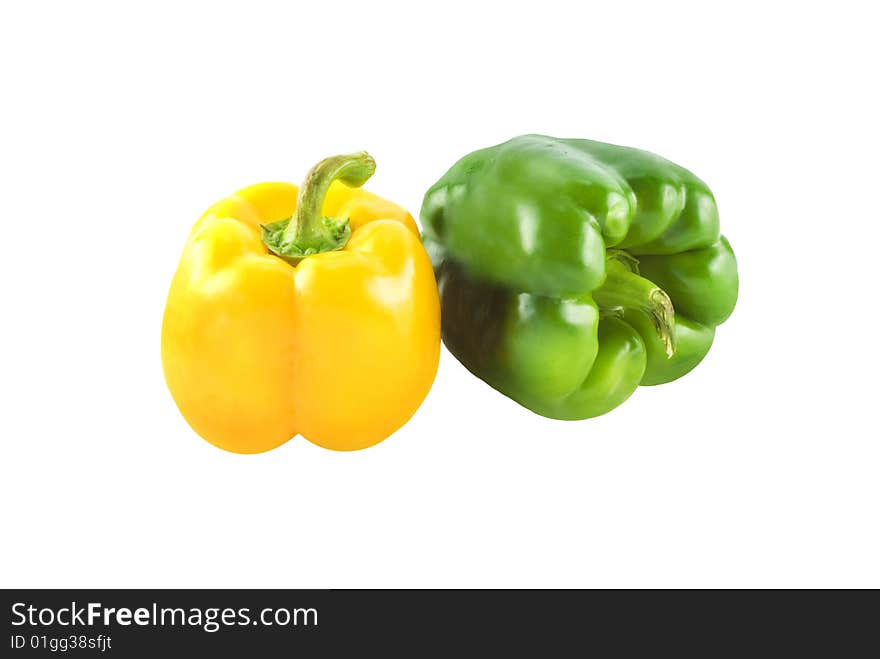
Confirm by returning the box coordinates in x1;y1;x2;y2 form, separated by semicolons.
421;135;738;419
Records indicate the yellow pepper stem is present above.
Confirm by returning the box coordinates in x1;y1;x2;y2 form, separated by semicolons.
261;151;376;265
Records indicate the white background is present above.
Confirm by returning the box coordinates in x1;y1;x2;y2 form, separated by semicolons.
1;1;878;588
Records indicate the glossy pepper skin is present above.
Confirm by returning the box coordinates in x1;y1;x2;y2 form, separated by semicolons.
422;135;737;419
163;152;440;452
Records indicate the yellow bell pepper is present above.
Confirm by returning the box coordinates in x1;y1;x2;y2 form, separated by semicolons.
161;152;440;453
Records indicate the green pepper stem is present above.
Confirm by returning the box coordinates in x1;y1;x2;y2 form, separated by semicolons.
282;151;376;246
594;257;676;357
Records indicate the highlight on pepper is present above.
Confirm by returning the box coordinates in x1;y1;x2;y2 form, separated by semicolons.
162;152;441;453
422;135;738;420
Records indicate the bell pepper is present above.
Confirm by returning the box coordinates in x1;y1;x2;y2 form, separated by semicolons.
422;135;738;419
162;152;440;453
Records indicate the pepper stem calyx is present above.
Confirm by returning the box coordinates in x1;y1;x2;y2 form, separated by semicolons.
594;255;676;357
261;151;376;265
